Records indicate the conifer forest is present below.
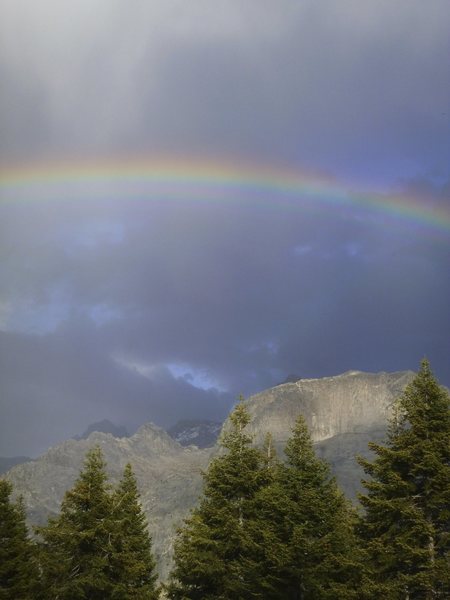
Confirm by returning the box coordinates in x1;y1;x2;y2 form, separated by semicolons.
1;360;449;599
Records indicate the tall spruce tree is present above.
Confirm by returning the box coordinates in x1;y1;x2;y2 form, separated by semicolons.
110;463;159;599
358;360;450;599
249;416;362;599
166;399;268;599
0;479;38;599
37;446;115;599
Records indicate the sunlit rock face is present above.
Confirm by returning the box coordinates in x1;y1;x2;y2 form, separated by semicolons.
244;370;414;444
5;370;414;579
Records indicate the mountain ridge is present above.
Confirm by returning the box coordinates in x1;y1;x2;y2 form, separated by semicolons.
4;369;415;579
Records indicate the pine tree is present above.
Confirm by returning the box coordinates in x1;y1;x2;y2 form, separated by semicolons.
37;446;115;599
358;360;450;599
166;398;268;599
250;416;362;599
110;463;159;599
0;479;38;599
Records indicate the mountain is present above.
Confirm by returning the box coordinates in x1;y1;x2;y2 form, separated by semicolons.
4;370;415;580
167;419;222;448
6;424;212;580
73;419;129;440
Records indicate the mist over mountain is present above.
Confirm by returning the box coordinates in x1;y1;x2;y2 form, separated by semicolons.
73;419;129;440
4;370;416;579
0;455;32;476
167;420;222;448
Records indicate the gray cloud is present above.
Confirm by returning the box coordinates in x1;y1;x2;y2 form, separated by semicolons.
0;322;232;456
1;1;448;177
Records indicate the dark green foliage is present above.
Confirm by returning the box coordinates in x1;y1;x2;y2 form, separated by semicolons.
166;399;268;599
167;401;362;599
37;446;115;598
358;360;450;598
0;479;38;599
37;447;159;599
250;416;363;599
110;463;159;599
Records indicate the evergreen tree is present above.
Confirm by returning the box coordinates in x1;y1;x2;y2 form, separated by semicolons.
168;405;362;599
110;463;159;599
235;431;282;598
166;398;268;599
249;416;362;599
0;479;38;599
358;360;450;598
37;446;115;599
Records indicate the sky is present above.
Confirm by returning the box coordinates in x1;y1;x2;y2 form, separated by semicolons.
0;0;449;457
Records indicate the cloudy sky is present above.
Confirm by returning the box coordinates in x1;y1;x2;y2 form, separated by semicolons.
1;0;449;457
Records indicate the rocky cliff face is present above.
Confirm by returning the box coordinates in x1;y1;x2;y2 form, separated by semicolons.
244;370;413;443
4;370;414;580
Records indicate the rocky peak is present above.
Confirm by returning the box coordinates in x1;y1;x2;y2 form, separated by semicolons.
130;422;182;454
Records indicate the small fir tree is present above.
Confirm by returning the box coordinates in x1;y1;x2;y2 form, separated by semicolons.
358;360;450;599
166;398;268;599
110;463;159;599
250;416;363;599
37;446;115;599
0;479;38;599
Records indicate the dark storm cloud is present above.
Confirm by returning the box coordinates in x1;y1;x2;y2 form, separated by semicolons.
1;186;448;456
0;322;232;456
1;1;449;455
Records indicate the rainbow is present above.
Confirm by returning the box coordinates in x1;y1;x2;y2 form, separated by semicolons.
0;157;449;234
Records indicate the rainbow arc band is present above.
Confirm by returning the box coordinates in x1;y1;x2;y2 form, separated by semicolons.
0;157;449;234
